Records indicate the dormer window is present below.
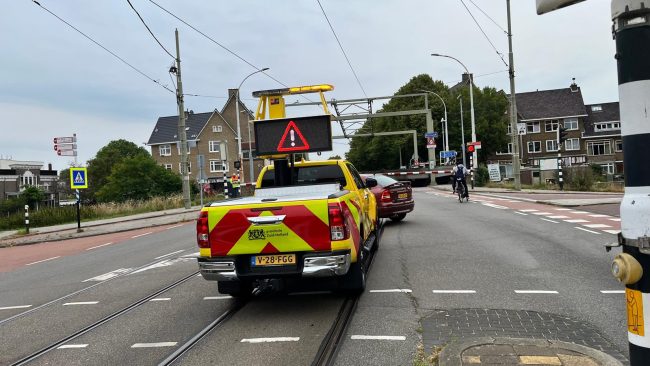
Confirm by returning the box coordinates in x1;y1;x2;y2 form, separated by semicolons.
212;125;223;133
591;105;602;112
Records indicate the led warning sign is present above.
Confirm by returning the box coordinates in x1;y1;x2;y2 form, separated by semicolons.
254;115;332;155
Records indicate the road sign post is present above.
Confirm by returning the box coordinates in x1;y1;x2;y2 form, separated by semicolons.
70;167;88;232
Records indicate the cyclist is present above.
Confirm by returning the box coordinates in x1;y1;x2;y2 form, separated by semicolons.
451;160;469;198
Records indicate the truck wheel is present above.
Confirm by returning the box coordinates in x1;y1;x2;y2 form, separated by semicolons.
340;259;366;293
218;280;253;298
389;213;406;222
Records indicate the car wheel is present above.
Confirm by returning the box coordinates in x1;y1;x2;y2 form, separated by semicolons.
389;213;407;222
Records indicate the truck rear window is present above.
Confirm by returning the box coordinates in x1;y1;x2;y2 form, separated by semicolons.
260;165;347;188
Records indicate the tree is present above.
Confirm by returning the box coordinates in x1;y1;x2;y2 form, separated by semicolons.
328;154;342;160
96;155;182;202
20;186;45;209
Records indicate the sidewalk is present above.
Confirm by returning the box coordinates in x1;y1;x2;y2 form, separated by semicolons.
0;205;201;248
439;337;622;366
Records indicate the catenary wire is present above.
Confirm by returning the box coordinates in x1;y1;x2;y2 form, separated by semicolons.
126;0;175;59
468;0;508;34
444;69;508;86
315;0;368;98
458;0;508;67
30;0;174;94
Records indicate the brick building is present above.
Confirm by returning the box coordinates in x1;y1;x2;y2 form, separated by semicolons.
0;159;58;204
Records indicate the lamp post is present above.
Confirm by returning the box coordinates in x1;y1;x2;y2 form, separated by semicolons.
418;89;449;159
457;94;467;166
431;53;477;169
236;67;269;183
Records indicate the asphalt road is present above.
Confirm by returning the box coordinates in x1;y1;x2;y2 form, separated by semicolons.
0;188;629;365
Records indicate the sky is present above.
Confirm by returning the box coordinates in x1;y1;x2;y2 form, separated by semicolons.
1;0;617;171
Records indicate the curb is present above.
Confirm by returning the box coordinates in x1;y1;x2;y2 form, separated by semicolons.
438;337;623;366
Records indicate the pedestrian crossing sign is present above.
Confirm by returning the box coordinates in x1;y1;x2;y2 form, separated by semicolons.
70;167;88;189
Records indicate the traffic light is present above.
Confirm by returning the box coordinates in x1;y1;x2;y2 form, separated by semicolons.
466;144;475;154
558;126;569;144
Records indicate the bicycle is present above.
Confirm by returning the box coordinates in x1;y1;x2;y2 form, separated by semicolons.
456;178;469;203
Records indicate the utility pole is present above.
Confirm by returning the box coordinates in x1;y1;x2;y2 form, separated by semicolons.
458;95;467;166
507;0;521;190
174;29;191;209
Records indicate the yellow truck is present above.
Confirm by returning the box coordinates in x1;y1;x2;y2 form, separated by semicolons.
195;84;378;296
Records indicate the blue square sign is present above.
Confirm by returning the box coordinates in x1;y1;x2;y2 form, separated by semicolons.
70;167;88;189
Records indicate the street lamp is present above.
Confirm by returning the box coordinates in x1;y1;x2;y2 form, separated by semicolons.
235;67;269;183
431;53;477;169
417;89;449;158
457;94;467;166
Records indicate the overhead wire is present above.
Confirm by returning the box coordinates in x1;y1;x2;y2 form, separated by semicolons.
315;0;368;98
458;0;508;67
126;0;175;59
30;0;174;94
468;0;508;34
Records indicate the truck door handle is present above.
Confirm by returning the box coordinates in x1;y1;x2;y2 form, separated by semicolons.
247;215;286;225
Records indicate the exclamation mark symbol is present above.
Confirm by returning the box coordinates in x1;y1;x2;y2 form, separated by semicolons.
290;129;295;147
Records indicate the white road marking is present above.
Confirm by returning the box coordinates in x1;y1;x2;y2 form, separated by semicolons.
370;289;412;293
204;296;232;300
130;258;188;274
604;230;622;235
240;337;299;343
609;218;622;222
181;252;200;258
0;305;32;311
57;344;88;349
601;290;625;294
482;203;508;209
514;290;558;294
570;210;588;214
589;214;611;218
515;211;528;216
166;224;184;230
540;218;559;224
83;268;132;282
554;208;572;211
574;227;601;235
564;219;589;223
350;335;406;341
149;298;171;302
86;242;114;250
155;250;185;260
131;342;178;348
63;301;99;306
131;232;153;238
583;224;612;229
531;212;552;216
519;209;538;212
433;290;476;294
548;215;569;219
25;256;60;266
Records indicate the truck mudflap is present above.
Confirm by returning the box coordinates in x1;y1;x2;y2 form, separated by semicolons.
207;200;331;256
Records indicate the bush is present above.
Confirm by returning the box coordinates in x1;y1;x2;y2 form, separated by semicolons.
474;165;490;187
564;166;595;191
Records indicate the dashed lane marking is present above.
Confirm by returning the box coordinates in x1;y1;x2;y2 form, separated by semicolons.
166;224;184;230
574;227;601;235
515;211;528;216
570;210;588;214
154;250;185;260
83;268;132;282
514;290;559;294
554;208;572;211
132;342;178;348
601;290;625;294
25;256;61;266
482;203;508;209
548;215;569;219
531;212;552;216
609;218;621;222
519;209;538;212
86;242;113;251
204;296;232;300
131;232;153;238
564;219;589;223
149;298;171;302
241;337;300;343
0;305;32;311
370;289;412;293
582;223;612;229
63;301;99;306
433;290;476;294
604;230;621;235
350;335;406;341
589;214;611;218
540;218;559;224
57;344;88;349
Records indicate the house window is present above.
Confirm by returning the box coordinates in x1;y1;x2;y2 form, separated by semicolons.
600;163;614;175
527;122;540;133
179;162;192;173
594;122;620;132
212;125;223;133
615;140;623;152
507;143;513;154
565;138;580;151
507;124;512;135
177;142;191;155
243;149;256;159
564;118;578;130
545;120;559;132
164;164;172;171
527;141;541;153
591;105;603;112
21;171;36;186
546;140;558;152
209;141;220;153
159;144;171;156
209;160;224;173
587;140;612;156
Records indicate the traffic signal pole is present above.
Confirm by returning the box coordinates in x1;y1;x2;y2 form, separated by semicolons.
613;1;650;363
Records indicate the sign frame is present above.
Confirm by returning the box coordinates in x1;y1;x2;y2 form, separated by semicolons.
70;167;88;189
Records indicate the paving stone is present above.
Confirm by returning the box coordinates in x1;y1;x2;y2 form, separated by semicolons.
519;355;561;365
513;345;564;356
557;354;599;366
481;354;519;363
462;345;515;356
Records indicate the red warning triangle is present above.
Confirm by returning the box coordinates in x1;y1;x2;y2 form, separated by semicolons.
277;121;310;152
260;242;279;254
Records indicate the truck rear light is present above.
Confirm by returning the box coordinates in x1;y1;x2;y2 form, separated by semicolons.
328;204;348;241
196;211;210;248
381;190;392;203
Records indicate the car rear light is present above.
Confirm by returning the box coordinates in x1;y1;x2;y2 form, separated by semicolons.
328;203;349;241
196;211;210;248
381;190;392;203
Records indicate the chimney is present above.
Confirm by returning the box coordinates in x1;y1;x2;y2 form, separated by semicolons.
48;163;52;171
228;88;239;99
570;77;579;92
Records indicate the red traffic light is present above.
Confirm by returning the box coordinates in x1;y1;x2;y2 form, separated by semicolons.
467;144;475;153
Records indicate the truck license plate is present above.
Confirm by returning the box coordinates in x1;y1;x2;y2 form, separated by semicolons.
251;254;296;267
